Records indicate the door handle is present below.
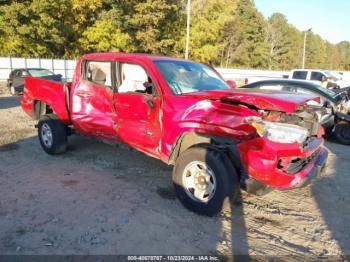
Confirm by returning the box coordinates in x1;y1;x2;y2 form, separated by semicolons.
146;99;154;109
75;91;92;98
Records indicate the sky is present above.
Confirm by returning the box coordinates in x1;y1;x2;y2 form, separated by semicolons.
254;0;350;44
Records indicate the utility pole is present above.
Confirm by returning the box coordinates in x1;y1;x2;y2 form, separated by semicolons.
185;0;191;59
302;28;312;69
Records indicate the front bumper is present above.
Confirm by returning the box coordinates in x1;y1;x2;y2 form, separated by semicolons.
285;147;328;189
238;137;328;191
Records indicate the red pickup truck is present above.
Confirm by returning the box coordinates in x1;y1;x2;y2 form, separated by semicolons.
21;53;328;216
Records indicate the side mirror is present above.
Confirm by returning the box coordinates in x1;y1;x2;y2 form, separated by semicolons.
226;80;237;89
143;81;157;96
321;75;327;82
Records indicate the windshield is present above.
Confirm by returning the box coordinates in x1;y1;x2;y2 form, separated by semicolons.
324;71;339;81
28;69;54;77
154;60;229;94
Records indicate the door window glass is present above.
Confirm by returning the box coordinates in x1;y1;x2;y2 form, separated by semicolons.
292;71;307;80
85;61;112;87
118;63;150;94
311;72;324;81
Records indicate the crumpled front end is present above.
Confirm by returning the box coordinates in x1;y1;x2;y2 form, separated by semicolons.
237;136;328;190
237;107;328;191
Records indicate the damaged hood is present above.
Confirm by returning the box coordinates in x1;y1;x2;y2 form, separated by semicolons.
182;88;318;113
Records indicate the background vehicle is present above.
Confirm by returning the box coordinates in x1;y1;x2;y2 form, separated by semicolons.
241;79;350;145
289;69;350;90
21;53;328;216
7;68;62;95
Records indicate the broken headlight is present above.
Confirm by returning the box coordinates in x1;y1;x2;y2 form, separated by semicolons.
248;118;309;144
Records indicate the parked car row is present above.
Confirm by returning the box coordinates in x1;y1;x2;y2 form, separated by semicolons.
20;52;330;216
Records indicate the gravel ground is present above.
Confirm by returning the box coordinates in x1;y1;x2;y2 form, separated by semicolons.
0;83;349;260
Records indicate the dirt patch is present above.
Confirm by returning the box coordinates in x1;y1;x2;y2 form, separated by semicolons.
0;82;9;95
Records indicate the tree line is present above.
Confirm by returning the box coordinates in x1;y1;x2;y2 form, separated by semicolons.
0;0;349;70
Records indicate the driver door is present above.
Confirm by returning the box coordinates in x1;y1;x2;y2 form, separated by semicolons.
113;62;162;156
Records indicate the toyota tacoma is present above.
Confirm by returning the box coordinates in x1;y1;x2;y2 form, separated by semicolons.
21;53;328;216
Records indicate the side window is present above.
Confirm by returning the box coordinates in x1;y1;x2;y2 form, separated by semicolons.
311;72;324;81
296;88;324;105
85;61;112;87
292;71;307;80
118;63;153;94
258;84;284;91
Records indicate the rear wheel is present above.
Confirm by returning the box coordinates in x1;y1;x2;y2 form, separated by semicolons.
334;121;350;145
172;146;239;216
38;114;68;155
9;84;16;96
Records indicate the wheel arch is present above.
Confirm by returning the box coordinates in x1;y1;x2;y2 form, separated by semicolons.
32;100;53;120
168;132;243;176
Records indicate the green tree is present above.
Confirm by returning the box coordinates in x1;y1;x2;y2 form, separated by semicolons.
78;20;133;53
131;0;184;55
305;33;328;69
337;41;350;70
267;13;303;70
184;0;237;64
0;0;102;57
225;0;269;68
325;42;341;70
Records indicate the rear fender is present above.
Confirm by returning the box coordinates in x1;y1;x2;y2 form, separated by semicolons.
23;77;70;125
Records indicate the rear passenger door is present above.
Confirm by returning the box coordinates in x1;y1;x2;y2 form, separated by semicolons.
71;60;117;139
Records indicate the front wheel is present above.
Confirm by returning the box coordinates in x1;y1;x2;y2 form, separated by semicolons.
38;114;68;155
172;146;239;216
334;121;350;145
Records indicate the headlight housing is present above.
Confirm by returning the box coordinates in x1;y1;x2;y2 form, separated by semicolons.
248;118;309;144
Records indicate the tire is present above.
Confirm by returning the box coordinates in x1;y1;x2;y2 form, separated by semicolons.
172;146;239;216
9;84;16;96
38;114;68;155
334;121;350;145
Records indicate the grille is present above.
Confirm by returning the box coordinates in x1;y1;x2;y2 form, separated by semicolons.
284;148;321;174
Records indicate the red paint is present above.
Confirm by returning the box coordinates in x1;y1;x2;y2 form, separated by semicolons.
21;53;327;190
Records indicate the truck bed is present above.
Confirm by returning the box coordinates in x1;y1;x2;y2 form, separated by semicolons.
21;76;71;125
